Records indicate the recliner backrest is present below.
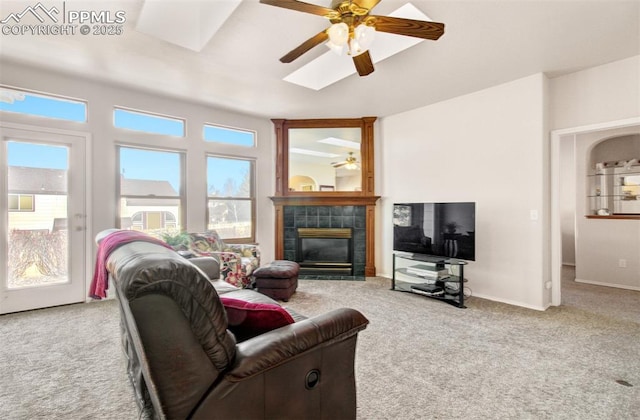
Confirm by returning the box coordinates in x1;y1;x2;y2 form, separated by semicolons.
111;241;237;372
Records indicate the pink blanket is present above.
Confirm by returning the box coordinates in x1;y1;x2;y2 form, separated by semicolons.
89;230;173;299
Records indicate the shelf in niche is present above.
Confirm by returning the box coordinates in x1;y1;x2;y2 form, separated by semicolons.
585;215;640;220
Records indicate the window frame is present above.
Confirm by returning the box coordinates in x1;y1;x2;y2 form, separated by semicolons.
206;154;256;243
8;194;35;212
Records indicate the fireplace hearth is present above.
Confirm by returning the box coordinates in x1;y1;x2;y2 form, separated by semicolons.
297;228;353;276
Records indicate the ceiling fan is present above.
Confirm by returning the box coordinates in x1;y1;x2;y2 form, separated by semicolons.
332;152;360;169
259;0;445;76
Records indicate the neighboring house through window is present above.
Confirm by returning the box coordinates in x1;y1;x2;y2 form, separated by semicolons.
8;194;34;212
117;147;184;234
7;166;67;231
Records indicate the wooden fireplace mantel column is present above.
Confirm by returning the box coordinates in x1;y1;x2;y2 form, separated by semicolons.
270;117;379;277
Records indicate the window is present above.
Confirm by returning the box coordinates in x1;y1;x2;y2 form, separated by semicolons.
130;211;177;231
0;86;86;122
118;146;185;234
8;194;34;212
114;107;185;137
207;155;255;241
204;124;255;147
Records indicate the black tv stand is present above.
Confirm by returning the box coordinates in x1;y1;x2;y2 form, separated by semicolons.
407;253;446;264
391;253;467;308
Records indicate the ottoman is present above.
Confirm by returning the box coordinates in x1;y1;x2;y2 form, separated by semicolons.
252;260;300;301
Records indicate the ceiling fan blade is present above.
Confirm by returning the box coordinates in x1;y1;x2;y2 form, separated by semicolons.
371;15;445;40
280;30;329;63
333;162;347;168
259;0;335;17
353;50;375;76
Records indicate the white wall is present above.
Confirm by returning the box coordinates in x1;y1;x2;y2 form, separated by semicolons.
379;74;550;310
574;128;640;290
550;55;640;130
559;138;576;265
0;62;276;288
550;55;640;292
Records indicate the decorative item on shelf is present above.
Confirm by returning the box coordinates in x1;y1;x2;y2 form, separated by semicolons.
445;222;459;234
597;208;610;216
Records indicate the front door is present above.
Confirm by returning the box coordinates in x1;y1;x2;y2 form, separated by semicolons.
0;125;87;314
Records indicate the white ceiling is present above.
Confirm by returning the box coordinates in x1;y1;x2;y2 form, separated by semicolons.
0;0;638;119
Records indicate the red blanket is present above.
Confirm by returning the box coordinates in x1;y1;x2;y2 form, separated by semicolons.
89;230;173;299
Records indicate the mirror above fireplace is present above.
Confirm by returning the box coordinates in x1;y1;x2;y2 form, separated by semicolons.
271;117;376;197
289;127;362;192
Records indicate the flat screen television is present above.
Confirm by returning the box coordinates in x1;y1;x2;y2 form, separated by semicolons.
393;202;476;261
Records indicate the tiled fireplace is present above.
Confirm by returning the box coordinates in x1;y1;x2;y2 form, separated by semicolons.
283;206;366;279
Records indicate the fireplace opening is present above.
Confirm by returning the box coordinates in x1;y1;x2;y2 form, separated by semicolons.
297;228;353;276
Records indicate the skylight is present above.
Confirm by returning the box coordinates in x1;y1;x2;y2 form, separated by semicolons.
283;3;432;90
136;0;242;52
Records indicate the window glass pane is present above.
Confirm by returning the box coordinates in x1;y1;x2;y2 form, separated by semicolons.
207;156;251;198
6;142;69;288
207;199;252;239
204;124;255;147
119;147;183;234
0;87;86;122
120;198;181;232
7;142;68;170
19;195;34;211
8;194;18;210
114;108;184;137
120;148;180;196
207;156;253;240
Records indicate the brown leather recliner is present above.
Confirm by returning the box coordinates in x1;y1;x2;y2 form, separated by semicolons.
103;238;369;420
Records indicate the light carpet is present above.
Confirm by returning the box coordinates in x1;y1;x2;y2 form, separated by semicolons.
0;271;638;419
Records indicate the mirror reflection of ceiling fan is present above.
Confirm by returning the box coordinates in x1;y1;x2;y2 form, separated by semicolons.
332;152;360;169
259;0;445;76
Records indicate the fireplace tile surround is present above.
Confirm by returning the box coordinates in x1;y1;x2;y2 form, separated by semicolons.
283;205;366;280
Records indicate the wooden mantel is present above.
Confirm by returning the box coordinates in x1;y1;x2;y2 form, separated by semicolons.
269;117;379;276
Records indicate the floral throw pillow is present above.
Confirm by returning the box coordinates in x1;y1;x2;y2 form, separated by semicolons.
188;231;223;255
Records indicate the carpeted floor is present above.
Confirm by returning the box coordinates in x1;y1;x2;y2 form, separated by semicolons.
1;267;638;419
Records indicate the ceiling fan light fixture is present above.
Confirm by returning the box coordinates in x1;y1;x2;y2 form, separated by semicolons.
327;22;349;46
326;39;346;56
354;23;375;50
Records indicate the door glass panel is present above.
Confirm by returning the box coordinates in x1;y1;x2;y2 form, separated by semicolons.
6;141;69;289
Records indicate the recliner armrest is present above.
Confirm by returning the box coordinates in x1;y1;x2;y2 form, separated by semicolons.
226;308;368;381
189;256;221;280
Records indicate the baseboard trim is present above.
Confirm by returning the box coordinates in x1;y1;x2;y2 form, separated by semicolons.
574;278;640;292
466;292;548;311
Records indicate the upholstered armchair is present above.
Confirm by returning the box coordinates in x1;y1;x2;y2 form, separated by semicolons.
185;230;259;288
